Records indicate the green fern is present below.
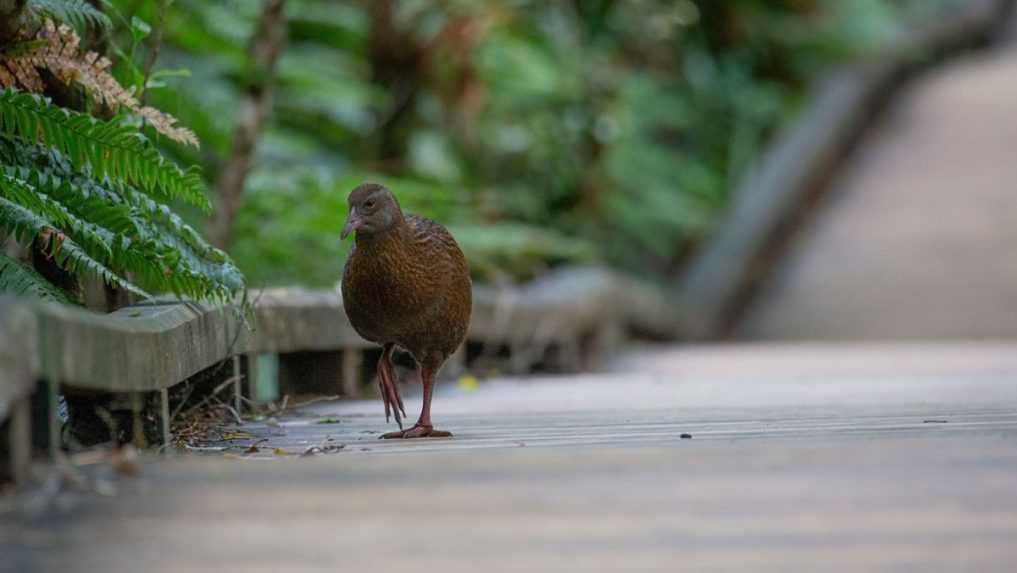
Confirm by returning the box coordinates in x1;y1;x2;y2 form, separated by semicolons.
28;0;113;35
0;139;242;302
0;252;72;303
0;89;211;212
0;82;243;304
0;192;149;297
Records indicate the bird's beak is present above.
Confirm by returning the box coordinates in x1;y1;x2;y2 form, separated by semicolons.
341;210;362;240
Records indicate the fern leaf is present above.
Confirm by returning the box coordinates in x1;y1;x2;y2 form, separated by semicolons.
0;89;212;211
0;142;243;302
0;252;72;303
1;167;201;299
28;0;113;36
34;21;199;147
0;21;199;147
0;193;150;298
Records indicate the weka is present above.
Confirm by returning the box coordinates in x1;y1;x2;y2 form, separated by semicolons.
340;183;472;438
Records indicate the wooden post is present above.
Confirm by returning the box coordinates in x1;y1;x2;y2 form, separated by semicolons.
47;379;60;457
588;320;625;370
445;346;466;380
160;388;170;449
232;355;242;414
560;334;582;373
248;353;280;403
131;392;147;449
341;348;361;398
9;398;31;485
509;342;529;375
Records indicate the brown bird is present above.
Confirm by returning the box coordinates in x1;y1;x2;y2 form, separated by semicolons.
340;183;472;438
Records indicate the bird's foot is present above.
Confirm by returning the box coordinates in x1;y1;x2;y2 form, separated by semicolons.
380;424;453;439
377;360;406;429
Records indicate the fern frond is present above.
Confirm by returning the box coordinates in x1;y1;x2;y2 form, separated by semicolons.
27;0;113;35
0;57;45;92
36;20;199;147
0;193;149;298
0;89;211;211
0;170;73;228
0;142;243;302
0;20;199;147
3;166;236;301
0;252;72;303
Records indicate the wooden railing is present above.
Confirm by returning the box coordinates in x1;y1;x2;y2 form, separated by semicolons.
0;300;37;485
0;266;678;485
5;0;1008;486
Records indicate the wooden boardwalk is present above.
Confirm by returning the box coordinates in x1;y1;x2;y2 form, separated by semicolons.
737;18;1017;340
4;343;1017;572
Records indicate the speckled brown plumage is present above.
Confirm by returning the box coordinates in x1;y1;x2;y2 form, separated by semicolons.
340;183;471;438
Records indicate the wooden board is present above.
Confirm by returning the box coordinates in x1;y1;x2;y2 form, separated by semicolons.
675;0;1014;339
33;301;247;392
0;298;37;420
3;343;1017;572
30;265;675;394
737;15;1017;340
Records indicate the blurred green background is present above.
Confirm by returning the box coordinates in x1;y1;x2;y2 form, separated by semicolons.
113;0;955;288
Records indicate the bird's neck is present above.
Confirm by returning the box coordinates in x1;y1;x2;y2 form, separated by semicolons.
354;218;409;252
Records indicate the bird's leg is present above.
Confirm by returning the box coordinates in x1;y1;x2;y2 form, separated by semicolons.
381;363;452;439
377;344;406;429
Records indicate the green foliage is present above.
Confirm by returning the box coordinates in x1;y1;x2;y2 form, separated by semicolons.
0;183;148;297
0;90;210;212
231;170;455;287
109;0;948;284
449;223;598;283
0;90;243;304
28;0;113;35
0;251;72;302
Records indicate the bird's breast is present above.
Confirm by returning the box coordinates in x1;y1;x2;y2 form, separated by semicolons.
342;247;435;334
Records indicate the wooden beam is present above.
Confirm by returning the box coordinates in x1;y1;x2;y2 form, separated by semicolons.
0;298;37;422
34;301;248;392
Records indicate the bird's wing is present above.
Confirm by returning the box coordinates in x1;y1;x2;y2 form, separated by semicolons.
405;214;466;265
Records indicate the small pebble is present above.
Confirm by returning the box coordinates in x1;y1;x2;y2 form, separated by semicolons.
680;433;692;439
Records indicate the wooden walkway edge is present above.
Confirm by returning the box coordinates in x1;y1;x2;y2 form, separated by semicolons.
0;265;677;485
675;0;1014;340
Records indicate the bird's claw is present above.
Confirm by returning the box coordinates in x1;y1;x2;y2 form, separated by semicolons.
380;424;453;439
377;357;406;430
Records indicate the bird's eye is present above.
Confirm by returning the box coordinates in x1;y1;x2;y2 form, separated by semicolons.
364;199;375;209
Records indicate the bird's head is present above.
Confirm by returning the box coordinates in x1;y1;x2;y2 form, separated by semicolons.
342;183;404;240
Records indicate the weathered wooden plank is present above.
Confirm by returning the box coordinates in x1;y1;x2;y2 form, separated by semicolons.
471;266;678;344
8;435;1017;573
6;342;1017;572
676;0;1014;340
6;398;31;484
0;265;674;404
0;298;38;421
0;298;37;485
341;348;362;397
252;267;677;357
249;288;369;354
34;301;247;392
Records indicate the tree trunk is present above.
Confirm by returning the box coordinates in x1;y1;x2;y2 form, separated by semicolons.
207;0;288;249
367;0;422;163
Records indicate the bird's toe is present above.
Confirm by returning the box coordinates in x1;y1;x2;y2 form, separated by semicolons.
379;424;453;439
